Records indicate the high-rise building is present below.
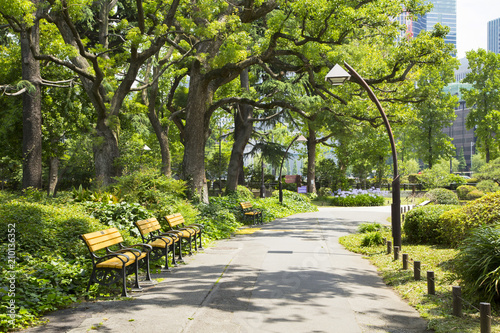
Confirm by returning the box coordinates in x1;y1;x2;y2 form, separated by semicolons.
488;18;500;54
412;0;457;49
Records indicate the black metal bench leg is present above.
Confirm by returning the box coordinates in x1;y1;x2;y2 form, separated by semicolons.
86;268;96;298
177;240;184;262
121;268;128;297
188;237;193;255
198;231;204;249
132;261;141;290
144;253;152;282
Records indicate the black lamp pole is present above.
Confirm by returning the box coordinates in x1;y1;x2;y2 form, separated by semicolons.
342;62;401;249
279;135;305;204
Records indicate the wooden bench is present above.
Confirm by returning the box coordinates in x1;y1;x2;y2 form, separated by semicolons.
134;218;182;270
80;227;152;297
164;213;204;256
239;202;263;224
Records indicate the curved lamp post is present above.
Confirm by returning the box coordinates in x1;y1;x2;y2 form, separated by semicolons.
279;135;307;204
326;62;401;249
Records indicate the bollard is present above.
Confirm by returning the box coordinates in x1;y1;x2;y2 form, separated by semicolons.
480;302;491;333
452;286;462;317
427;271;435;295
402;253;408;270
402;214;405;222
414;261;421;281
394;246;400;261
387;240;392;254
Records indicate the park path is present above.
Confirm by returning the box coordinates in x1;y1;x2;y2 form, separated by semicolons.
24;207;430;333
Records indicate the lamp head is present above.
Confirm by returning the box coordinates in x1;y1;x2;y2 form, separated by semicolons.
325;64;351;85
296;135;307;142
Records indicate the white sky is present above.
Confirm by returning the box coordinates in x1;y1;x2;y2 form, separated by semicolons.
457;0;500;58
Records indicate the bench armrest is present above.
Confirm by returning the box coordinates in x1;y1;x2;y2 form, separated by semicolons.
159;232;180;240
96;252;131;264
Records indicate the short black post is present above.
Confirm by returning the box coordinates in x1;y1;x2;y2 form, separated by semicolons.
402;253;408;270
394;246;399;261
387;240;392;254
452;286;462;317
480;302;491;333
427;271;435;295
414;261;421;281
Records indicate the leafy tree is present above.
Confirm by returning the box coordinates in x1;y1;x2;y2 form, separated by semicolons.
476;157;500;186
457;147;467;172
462;49;500;162
471;153;486;173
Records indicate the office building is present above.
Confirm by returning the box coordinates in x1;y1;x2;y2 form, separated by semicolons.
488;17;500;54
410;0;457;49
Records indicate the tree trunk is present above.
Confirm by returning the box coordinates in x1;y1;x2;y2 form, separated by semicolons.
226;69;253;193
306;126;317;194
47;156;59;196
182;62;211;203
20;4;42;190
93;117;120;187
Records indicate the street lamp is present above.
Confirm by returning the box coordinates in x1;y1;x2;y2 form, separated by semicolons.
326;62;402;249
279;135;307;204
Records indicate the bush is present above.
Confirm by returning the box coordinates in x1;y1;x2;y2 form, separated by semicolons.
317;187;332;197
456;185;477;200
466;189;484;200
425;188;459;205
361;231;385;247
439;191;500;246
403;205;459;244
330;194;385;207
476;179;500;193
454;225;500;303
235;185;254;200
0;200;107;331
358;222;383;233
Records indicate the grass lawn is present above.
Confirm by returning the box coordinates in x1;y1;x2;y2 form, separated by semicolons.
340;229;500;333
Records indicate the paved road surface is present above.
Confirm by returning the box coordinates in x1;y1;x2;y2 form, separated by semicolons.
24;207;431;333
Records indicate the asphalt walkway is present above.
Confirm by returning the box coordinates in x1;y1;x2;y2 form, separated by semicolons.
24;207;431;333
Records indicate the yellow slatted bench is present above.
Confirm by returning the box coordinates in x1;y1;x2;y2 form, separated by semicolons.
80;227;152;297
135;218;182;270
164;213;204;256
240;202;263;225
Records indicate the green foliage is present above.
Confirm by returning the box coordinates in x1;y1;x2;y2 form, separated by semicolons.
358;222;383;233
403;205;459;244
454;225;500;303
466;189;485;200
439;191;500;246
83;201;151;237
361;231;385;247
456;185;477;200
424;188;459;205
329;194;385;207
235;185;254;201
476;179;500;193
317;187;332;197
418;160;463;189
0;199;106;330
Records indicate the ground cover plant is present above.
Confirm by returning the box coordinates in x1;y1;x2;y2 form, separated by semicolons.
340;230;500;332
328;188;387;207
0;177;317;331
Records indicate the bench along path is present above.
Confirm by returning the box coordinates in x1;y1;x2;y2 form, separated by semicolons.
24;207;430;333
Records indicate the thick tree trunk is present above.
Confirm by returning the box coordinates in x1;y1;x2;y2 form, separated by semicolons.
306;126;317;194
182;62;211;203
93;117;120;187
47;156;59;196
20;6;42;190
226;69;253;193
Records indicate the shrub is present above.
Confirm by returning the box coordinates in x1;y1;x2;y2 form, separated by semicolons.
454;225;500;303
439;191;500;246
0;200;106;331
235;185;254;200
358;222;383;233
456;185;477;200
318;187;332;197
425;188;459;205
330;194;385;207
403;205;459;244
361;231;385;247
465;189;484;200
83;201;151;237
476;179;500;193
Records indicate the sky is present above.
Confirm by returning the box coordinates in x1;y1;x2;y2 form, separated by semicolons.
456;0;500;59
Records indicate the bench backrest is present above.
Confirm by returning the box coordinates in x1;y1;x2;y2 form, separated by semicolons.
240;202;253;210
135;218;162;236
165;213;185;229
81;227;124;253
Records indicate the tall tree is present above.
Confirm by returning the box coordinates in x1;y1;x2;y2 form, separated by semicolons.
462;49;500;163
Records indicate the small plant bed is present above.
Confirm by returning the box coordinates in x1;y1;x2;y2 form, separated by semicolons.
339;232;500;333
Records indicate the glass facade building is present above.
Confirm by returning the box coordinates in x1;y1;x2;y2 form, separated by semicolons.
412;0;457;49
488;18;500;54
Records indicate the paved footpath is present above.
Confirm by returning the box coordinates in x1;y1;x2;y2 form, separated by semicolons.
24;207;431;333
